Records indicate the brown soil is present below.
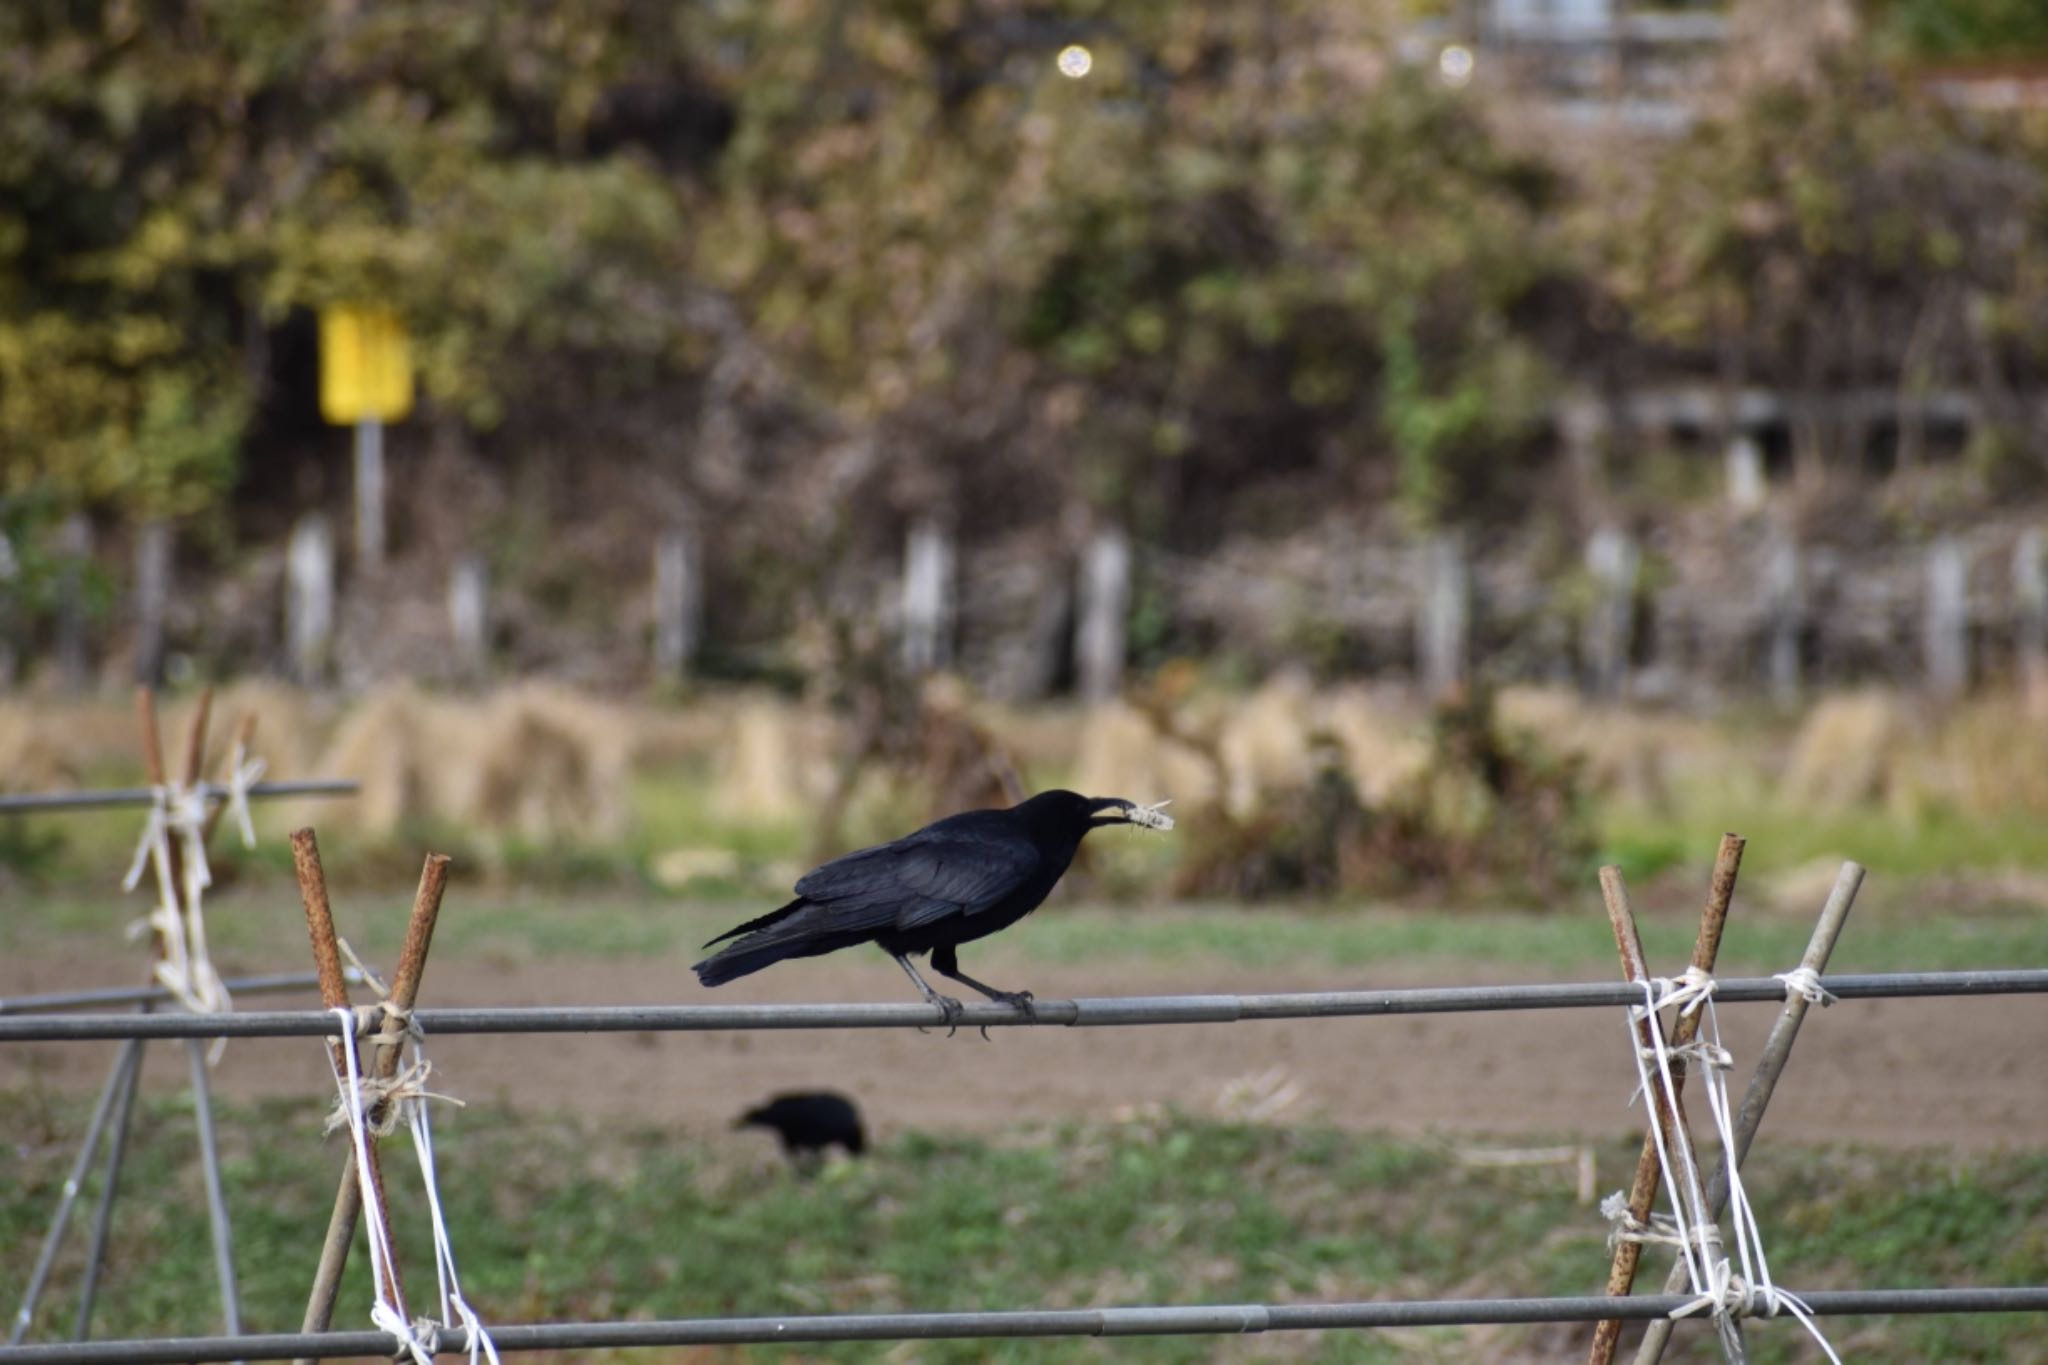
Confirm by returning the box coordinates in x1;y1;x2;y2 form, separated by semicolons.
6;951;2043;1153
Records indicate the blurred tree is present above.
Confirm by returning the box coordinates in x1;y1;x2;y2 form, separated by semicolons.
1871;0;2048;60
1610;41;2048;480
0;0;725;520
699;1;1562;537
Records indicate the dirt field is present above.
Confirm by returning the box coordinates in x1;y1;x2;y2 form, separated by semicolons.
7;950;2043;1153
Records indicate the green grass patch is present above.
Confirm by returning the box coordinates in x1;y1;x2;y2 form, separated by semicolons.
2;1095;2042;1361
1599;793;2048;886
10;883;2048;983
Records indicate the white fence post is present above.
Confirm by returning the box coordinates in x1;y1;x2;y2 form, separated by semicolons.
354;417;385;571
1417;531;1469;701
1076;527;1131;703
287;514;335;686
1725;435;1765;512
2016;528;2046;703
653;526;702;682
900;519;955;675
1763;528;1802;705
1925;537;1969;699
1583;526;1638;697
449;553;489;681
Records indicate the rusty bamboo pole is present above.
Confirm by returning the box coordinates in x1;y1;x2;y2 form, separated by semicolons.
1632;860;1866;1365
180;688;213;791
1589;851;1746;1365
293;837;450;1363
136;687;167;789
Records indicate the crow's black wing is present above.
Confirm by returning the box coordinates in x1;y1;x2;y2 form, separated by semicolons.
790;818;1042;934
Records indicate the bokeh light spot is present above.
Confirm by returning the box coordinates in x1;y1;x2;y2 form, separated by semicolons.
1438;45;1475;88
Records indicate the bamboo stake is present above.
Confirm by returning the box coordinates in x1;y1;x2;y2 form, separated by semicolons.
1590;853;1747;1365
293;837;450;1363
1632;861;1866;1365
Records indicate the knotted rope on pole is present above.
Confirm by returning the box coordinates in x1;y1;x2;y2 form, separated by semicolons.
1772;966;1837;1007
324;1007;499;1365
123;783;232;1035
1615;972;1841;1362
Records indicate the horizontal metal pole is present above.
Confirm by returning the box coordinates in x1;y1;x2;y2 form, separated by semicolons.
0;780;358;816
1;970;2044;1043
5;1287;2045;1362
0;971;359;1017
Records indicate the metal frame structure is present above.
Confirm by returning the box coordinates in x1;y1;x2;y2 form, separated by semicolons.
3;968;2044;1043
6;1287;2048;1365
3;970;2046;1360
3;741;360;1352
0;781;358;816
6;794;2043;1361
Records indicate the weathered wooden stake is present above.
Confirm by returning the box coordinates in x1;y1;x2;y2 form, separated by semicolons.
1634;861;1866;1364
294;836;451;1362
132;521;172;686
1588;847;1744;1365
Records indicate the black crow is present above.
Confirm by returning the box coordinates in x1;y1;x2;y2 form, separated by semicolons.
692;790;1172;1027
736;1090;867;1161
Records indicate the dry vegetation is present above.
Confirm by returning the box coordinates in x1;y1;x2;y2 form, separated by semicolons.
7;680;2048;902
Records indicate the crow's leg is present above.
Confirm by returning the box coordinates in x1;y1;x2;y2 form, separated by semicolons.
931;945;1036;1036
891;952;964;1036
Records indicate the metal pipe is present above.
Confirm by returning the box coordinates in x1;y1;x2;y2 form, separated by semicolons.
2;969;2043;1043
183;1041;242;1346
3;1287;2045;1364
1;972;360;1017
71;1036;146;1341
0;780;359;816
7;1043;133;1344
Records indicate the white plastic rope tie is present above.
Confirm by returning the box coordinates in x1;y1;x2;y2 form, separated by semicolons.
325;1007;499;1365
1618;973;1842;1362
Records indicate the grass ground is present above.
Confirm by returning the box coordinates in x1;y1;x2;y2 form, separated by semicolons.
13;746;2048;912
9;877;2047;985
3;1094;2043;1363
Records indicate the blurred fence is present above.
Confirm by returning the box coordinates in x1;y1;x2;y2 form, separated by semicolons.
13;495;2048;705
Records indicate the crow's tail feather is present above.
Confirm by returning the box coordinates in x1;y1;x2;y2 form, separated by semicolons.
701;897;807;950
693;936;803;987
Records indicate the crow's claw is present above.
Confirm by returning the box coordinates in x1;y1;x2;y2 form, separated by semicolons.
924;992;965;1038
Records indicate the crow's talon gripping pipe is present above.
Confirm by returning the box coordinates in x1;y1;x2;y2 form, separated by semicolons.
976;990;1035;1041
923;993;965;1038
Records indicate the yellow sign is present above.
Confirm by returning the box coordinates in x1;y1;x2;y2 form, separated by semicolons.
318;305;414;424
